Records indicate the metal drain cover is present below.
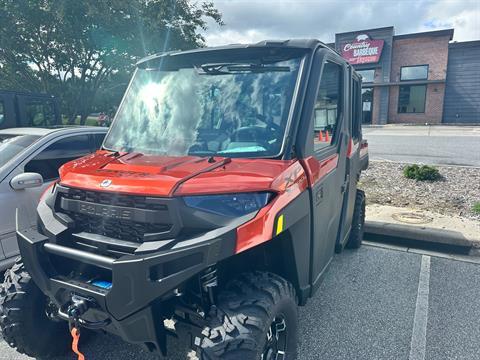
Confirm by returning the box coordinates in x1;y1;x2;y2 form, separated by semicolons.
392;212;433;224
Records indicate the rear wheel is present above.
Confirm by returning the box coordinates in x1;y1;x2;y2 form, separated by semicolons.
0;260;72;358
194;271;298;360
346;189;366;249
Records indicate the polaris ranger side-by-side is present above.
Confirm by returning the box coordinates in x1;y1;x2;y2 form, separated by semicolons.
0;40;368;359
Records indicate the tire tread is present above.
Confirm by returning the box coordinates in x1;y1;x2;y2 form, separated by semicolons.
195;271;297;360
0;259;70;358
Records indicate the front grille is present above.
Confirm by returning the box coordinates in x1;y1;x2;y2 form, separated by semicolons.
62;188;168;211
67;212;171;243
56;187;175;243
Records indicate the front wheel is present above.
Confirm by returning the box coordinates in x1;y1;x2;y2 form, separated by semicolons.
0;260;72;358
194;271;298;360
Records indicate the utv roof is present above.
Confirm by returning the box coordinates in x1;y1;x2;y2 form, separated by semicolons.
137;39;336;68
0;89;57;98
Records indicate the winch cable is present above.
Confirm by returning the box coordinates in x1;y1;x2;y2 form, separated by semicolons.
67;296;88;360
70;327;85;360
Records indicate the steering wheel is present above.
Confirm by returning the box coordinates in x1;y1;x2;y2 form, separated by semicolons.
255;114;282;133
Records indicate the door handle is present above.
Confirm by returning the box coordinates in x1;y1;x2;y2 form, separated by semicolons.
315;186;324;205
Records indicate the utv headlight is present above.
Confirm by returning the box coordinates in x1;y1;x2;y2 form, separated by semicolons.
183;192;273;217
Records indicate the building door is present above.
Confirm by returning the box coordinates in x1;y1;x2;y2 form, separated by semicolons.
362;88;373;124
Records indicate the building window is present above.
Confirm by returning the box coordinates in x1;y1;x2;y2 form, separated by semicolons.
400;65;428;81
398;85;426;113
357;69;375;83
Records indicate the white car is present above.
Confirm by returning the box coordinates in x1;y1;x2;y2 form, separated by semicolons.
0;126;107;270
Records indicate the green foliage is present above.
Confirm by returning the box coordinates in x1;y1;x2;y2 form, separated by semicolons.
0;0;223;124
473;202;480;215
403;164;441;181
403;164;420;179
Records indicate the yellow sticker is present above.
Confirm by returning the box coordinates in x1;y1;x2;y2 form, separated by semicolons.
276;214;284;235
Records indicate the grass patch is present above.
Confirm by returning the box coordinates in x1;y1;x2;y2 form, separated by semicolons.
473;202;480;215
403;164;441;181
61;116;99;126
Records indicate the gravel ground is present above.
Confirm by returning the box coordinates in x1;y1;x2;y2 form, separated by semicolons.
359;161;480;221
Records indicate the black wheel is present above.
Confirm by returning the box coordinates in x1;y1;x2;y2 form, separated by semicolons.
0;259;72;358
346;189;366;249
195;271;298;360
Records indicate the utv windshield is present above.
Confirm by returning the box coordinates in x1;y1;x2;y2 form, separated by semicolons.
103;50;304;158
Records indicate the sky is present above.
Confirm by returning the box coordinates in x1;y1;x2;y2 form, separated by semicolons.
202;0;480;46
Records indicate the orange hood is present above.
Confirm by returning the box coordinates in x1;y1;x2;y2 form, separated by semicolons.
59;151;296;197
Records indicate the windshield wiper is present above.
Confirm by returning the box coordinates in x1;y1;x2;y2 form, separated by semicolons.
196;63;290;75
188;149;216;157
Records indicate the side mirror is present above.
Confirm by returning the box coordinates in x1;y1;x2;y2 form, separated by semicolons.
10;172;44;190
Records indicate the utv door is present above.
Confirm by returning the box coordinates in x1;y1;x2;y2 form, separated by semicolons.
300;52;350;292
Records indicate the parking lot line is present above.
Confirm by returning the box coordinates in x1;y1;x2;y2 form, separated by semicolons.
364;241;480;265
409;255;431;360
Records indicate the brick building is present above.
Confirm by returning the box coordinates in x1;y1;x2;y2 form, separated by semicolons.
329;26;480;124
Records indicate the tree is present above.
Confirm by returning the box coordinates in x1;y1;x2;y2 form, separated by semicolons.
0;0;223;124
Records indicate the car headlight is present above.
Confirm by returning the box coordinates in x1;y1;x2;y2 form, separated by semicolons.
183;192;273;217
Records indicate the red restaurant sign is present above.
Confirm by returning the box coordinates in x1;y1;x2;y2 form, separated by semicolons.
341;34;384;65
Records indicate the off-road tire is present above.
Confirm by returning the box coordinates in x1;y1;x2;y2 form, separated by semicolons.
346;189;366;249
0;259;71;358
194;271;298;360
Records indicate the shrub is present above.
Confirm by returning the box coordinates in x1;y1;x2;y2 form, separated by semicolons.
473;202;480;215
403;164;441;181
403;164;420;179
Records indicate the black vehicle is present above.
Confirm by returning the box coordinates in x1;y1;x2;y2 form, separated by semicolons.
0;90;61;129
0;40;369;359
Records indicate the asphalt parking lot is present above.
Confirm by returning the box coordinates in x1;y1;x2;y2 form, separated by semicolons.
1;244;480;360
363;126;480;167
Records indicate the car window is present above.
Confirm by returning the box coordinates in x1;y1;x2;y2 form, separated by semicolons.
0;134;40;169
25;100;56;127
92;133;106;149
24;134;92;181
352;76;361;141
313;61;343;152
0;101;5;126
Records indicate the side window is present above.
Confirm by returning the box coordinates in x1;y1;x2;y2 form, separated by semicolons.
313;61;343;152
24;134;92;181
352;77;361;141
0;101;5;126
92;133;106;149
25;100;56;127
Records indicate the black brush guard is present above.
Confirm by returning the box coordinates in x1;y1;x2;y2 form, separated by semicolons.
15;205;249;355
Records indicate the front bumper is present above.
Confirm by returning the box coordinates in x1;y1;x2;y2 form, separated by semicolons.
16;204;250;354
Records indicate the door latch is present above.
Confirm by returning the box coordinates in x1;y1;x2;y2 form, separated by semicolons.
341;174;350;194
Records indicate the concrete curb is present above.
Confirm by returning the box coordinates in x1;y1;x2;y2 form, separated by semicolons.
365;220;474;249
362;124;480;128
